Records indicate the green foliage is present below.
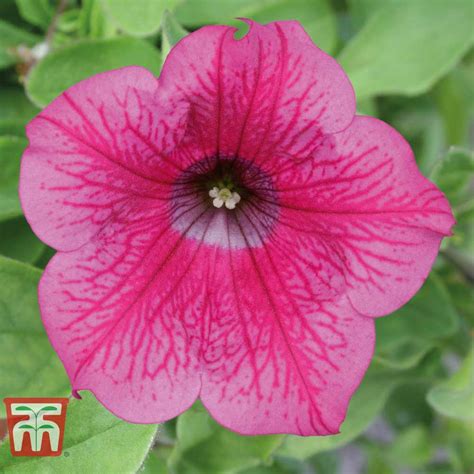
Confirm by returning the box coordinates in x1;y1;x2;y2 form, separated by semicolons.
386;425;434;469
174;0;338;53
374;274;459;369
431;147;474;207
26;37;161;107
427;348;474;420
0;1;472;473
0;392;158;473
339;0;474;99
0;257;69;417
169;401;283;473
0;19;39;69
100;0;178;37
0;217;45;264
15;0;54;30
0;87;39;136
0;135;28;221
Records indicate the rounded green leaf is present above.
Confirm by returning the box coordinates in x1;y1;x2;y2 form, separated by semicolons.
339;0;474;99
26;37;161;107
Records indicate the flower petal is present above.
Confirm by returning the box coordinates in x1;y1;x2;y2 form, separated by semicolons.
20;66;188;251
200;238;374;436
38;209;218;423
276;116;455;317
159;19;355;161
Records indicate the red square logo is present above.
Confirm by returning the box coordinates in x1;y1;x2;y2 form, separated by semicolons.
3;398;69;457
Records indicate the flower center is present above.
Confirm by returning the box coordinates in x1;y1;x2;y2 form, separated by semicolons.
171;156;279;249
209;185;241;209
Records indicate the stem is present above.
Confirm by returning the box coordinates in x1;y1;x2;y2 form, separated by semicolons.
45;0;67;45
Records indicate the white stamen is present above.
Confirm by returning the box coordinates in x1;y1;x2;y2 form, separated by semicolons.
213;197;224;208
210;186;241;210
209;187;219;198
232;192;241;204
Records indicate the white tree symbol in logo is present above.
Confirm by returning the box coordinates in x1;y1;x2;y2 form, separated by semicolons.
11;403;62;452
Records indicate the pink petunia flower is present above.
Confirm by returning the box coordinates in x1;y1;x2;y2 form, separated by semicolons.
20;20;454;435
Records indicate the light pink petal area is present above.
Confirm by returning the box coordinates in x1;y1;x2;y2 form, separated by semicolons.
160;19;355;161
277;116;455;318
20;66;188;251
200;239;374;436
38;210;218;423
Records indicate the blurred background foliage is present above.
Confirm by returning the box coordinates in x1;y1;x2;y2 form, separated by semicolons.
0;0;473;473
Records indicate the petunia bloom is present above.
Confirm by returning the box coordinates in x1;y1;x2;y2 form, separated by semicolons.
20;20;454;436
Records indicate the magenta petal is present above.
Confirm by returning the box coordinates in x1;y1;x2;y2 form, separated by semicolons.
277;116;455;317
200;239;374;435
38;217;214;423
20;66;188;251
159;20;355;160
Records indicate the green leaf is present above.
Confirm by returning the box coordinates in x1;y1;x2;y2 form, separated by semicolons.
365;449;395;474
38;424;55;429
141;451;169;474
339;0;474;99
78;0;118;39
374;274;459;370
26;37;161;107
384;383;434;430
0;392;158;472
443;419;474;472
169;401;283;473
0;217;45;264
0;87;39;136
15;406;33;411
434;67;474;146
347;0;387;31
17;424;35;430
174;0;338;54
100;0;177;37
278;369;400;460
0;19;39;69
161;10;188;67
430;147;474;207
427;348;474;420
0;256;69;417
15;0;54;30
240;456;321;474
0;135;27;221
387;425;434;469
